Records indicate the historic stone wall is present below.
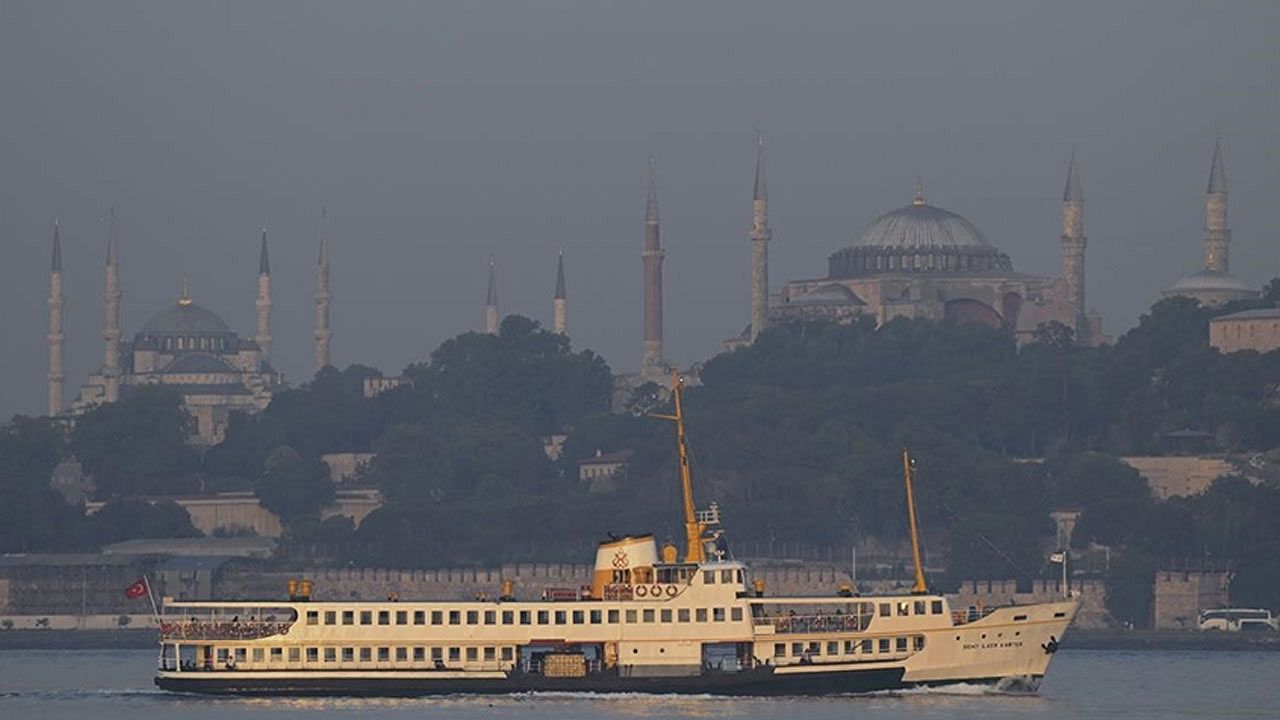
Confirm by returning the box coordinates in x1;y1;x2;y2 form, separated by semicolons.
1152;570;1229;630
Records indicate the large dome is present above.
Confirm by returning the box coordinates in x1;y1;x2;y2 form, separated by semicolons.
139;301;233;336
854;200;991;250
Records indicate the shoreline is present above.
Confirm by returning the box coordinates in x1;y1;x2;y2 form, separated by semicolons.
1;628;1277;652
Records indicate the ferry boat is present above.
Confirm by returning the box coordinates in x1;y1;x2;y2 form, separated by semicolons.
154;374;1078;696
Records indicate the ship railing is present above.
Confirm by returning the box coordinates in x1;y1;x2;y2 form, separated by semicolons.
603;584;634;601
755;613;873;634
160;619;294;641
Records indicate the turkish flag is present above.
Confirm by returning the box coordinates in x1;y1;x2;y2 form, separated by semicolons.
124;579;148;599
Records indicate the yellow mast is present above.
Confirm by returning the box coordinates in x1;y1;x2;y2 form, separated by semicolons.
902;448;929;594
651;371;705;563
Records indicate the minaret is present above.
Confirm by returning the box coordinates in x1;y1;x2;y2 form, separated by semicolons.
47;220;65;416
1061;150;1087;340
1204;136;1230;273
553;249;567;335
641;158;665;376
314;209;332;372
103;207;122;402
749;134;772;341
255;227;273;358
485;259;499;334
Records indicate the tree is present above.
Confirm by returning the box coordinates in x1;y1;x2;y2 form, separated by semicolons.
255;446;335;526
89;499;201;544
69;387;199;498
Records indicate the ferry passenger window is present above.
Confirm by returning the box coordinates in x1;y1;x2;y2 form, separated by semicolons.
396;611;408;625
466;648;478;662
608;610;620;624
288;648;301;662
774;643;786;657
678;609;690;623
897;602;909;617
501;647;514;662
252;648;264;662
378;648;390;661
878;603;890;617
484;611;496;625
861;639;872;654
432;611;443;625
660;609;673;623
571;610;584;624
360;648;372;662
234;648;246;662
216;648;229;664
537;610;549;624
913;601;926;616
590;610;602;624
324;648;336;662
449;611;461;625
484;647;496;661
878;638;890;653
827;641;839;655
913;636;925;651
931;600;943;615
731;607;744;621
703;571;716;584
306;611;319;625
721;569;734;584
736;570;744;584
342;648;354;662
791;642;803;656
554;611;567;625
713;608;725;622
466;611;479;625
414;647;426;661
502;611;514;625
396;647;408;661
449;648;460;661
896;637;908;652
360;611;373;625
324;611;336;625
807;642;820;654
696;609;708;623
414;611;426;625
625;610;637;623
643;609;655;623
306;648;319;663
519;611;531;625
378;611;391;625
431;648;443;660
270;648;283;660
844;640;856;654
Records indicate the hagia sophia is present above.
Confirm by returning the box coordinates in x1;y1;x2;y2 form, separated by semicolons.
41;137;1257;443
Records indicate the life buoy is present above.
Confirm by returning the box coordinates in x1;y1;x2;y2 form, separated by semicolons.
650;586;661;598
635;585;648;597
665;585;678;597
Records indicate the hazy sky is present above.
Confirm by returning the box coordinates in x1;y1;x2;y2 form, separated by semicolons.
2;1;1278;419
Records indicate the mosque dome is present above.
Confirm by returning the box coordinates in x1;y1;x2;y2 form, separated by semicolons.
828;184;1013;279
1164;269;1253;294
140;301;233;336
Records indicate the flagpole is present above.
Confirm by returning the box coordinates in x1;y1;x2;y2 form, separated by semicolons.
143;574;160;621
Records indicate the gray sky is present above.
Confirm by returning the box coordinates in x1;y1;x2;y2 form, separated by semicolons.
2;1;1279;419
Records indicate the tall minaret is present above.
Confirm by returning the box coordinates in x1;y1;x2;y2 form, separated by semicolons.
103;208;122;402
553;249;567;335
255;227;273;358
47;220;65;416
1061;150;1087;340
749;134;772;341
1204;136;1230;273
314;209;333;372
485;259;499;334
641;158;665;376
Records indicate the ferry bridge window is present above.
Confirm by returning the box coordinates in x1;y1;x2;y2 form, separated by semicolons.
396;647;408;661
703;571;716;584
432;648;443;661
414;611;426;625
878;603;890;617
378;648;390;662
731;607;744;622
571;610;584;624
466;647;478;662
774;643;786;657
661;609;673;623
484;647;496;661
931;600;944;615
360;648;371;662
360;611;373;625
678;609;690;623
466;611;479;625
590;610;602;624
696;609;708;623
537;610;549;624
827;641;839;655
897;602;909;617
721;570;734;584
324;648;336;662
431;611;443;625
252;648;264;662
643;609;656;623
713;608;725;622
501;647;514;662
306;611;319;625
625;610;637;624
878;638;890;653
607;610;619;624
913;601;926;616
519;610;531;625
288;648;301;662
306;648;319;663
484;611;496;625
502;611;514;625
396;611;408;625
342;648;354;662
896;637;908;652
736;570;744;584
449;611;461;625
413;647;425;661
324;611;336;625
554;611;567;625
378;611;391;625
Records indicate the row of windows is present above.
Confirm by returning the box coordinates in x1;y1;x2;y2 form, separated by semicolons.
877;600;945;618
147;335;232;352
773;635;925;659
304;606;747;628
214;645;515;665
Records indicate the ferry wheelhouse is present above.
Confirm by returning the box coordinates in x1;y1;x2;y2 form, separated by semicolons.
154;375;1078;696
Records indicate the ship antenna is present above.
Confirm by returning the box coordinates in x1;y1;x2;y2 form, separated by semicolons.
650;370;705;564
902;448;929;594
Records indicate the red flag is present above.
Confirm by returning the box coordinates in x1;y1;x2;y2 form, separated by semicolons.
124;578;148;599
